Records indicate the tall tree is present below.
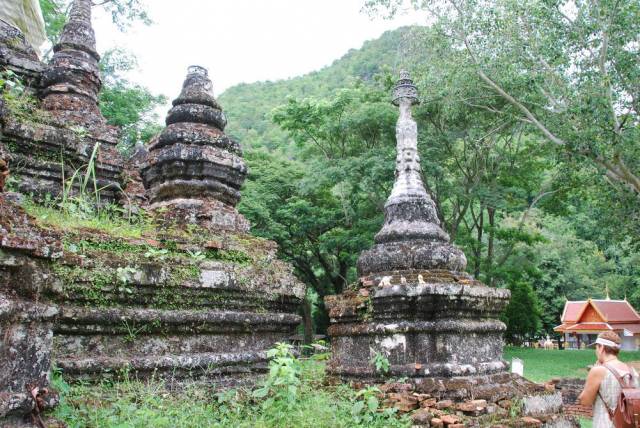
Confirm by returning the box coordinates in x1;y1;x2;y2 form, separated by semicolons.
366;0;640;196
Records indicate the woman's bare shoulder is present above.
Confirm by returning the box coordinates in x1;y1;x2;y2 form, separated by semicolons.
588;365;608;378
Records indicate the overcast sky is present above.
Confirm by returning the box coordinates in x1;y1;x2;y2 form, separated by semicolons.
92;0;425;101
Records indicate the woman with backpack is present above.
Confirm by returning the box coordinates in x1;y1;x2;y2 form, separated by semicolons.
579;331;640;427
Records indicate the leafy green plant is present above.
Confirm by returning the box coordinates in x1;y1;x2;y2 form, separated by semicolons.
116;266;137;294
186;250;206;262
351;386;393;424
252;342;301;408
371;351;390;375
144;248;169;260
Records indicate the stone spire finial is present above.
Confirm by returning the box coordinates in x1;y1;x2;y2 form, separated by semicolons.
357;71;466;276
59;0;98;58
141;66;249;232
392;70;419;106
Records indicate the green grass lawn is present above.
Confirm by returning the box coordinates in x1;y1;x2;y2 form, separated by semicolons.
504;346;640;383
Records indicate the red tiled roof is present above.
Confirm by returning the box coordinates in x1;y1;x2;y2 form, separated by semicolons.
591;300;640;323
554;323;572;332
560;299;640;323
562;301;587;322
563;322;613;331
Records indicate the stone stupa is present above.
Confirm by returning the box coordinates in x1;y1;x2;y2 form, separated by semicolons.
325;71;513;399
141;65;250;233
2;0;123;201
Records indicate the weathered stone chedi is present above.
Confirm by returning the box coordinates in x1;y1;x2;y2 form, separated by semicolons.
46;70;304;383
1;4;304;424
0;0;123;202
326;72;511;388
141;65;249;233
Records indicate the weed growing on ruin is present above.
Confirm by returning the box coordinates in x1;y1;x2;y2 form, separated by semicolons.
253;342;301;407
49;357;410;427
144;247;169;260
186;249;207;261
60;142;106;219
371;351;390;375
122;320;146;343
351;386;397;425
0;70;49;122
23;197;155;239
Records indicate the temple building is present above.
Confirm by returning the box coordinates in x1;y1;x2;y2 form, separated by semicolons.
554;297;640;350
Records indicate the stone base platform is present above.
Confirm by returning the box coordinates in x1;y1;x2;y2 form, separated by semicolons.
1;196;304;391
45;227;303;384
326;273;510;379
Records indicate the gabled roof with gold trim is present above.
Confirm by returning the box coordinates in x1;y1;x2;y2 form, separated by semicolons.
555;299;640;333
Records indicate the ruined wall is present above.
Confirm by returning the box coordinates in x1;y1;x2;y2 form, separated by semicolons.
0;7;305;426
0;196;60;425
551;378;592;419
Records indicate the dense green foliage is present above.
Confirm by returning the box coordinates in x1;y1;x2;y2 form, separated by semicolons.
219;28;410;153
99;49;166;154
227;16;640;340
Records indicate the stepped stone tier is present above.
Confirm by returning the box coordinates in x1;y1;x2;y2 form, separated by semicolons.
0;19;43;82
0;0;123;202
141;66;250;233
47;225;304;386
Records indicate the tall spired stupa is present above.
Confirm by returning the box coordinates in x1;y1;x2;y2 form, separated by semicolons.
325;72;512;398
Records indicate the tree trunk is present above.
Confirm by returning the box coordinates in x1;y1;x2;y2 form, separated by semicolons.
302;296;314;352
474;205;484;278
487;206;495;286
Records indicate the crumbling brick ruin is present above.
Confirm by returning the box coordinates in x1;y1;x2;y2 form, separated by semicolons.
1;1;122;203
0;1;304;425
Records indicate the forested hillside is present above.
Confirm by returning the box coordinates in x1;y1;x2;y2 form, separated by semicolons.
222;23;640;341
219;27;411;152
